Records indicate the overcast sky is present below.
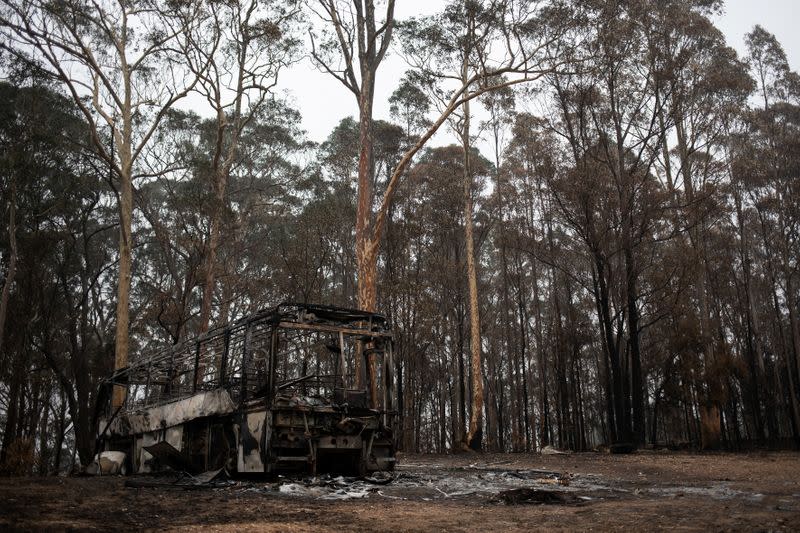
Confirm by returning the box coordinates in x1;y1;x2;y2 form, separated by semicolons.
273;0;800;146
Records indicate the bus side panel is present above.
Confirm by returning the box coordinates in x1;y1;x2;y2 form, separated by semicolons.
237;409;268;473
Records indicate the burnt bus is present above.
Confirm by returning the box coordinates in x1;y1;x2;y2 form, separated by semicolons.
96;303;397;476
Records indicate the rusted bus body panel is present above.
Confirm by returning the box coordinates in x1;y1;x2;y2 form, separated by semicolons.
238;406;268;473
98;303;398;475
99;389;237;474
236;394;396;474
100;389;237;437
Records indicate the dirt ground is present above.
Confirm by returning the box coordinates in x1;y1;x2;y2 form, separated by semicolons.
1;451;799;532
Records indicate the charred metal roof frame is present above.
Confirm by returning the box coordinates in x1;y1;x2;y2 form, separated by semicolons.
103;302;393;414
105;303;389;383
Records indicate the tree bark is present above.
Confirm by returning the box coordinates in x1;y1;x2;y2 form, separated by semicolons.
112;115;134;409
0;176;17;358
461;86;483;450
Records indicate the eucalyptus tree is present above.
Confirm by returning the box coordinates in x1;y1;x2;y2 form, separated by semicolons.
389;73;433;143
398;0;499;450
307;0;396;315
501;112;563;449
310;0;576;310
0;81;116;467
183;0;301;338
741;25;800;443
309;0;576;413
398;0;579;450
543;0;676;446
134;109;206;346
0;0;207;407
645;0;754;448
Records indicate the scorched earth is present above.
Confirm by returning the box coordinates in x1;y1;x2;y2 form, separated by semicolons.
1;451;798;531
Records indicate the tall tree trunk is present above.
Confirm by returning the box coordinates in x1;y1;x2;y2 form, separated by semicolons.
52;390;68;474
0;354;22;465
199;181;225;335
0;176;17;358
462;92;483;451
457;309;467;442
498;199;518;449
355;71;378;404
674;114;719;449
313;1;396;399
592;265;616;443
595;253;624;442
356;70;377;311
732;178;767;440
112;61;135;409
112;131;133;409
617;142;643;445
784;276;800;444
37;389;51;475
532;256;551;448
626;252;644;445
195;145;234;388
516;276;532;451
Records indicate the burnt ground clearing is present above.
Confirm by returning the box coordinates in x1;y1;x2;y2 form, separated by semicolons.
1;451;799;531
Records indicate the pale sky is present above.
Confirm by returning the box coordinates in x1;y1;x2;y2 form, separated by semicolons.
275;0;800;145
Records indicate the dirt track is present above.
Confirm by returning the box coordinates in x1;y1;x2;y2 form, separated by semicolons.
2;451;799;531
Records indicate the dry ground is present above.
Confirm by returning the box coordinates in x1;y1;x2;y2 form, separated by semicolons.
1;451;799;531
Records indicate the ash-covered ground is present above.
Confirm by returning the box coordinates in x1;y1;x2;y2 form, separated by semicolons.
227;459;612;502
2;451;799;531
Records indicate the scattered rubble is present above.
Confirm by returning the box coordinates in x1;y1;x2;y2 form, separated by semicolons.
6;452;800;531
496;488;583;505
120;461;610;503
86;451;128;476
114;452;791;511
540;445;570;455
